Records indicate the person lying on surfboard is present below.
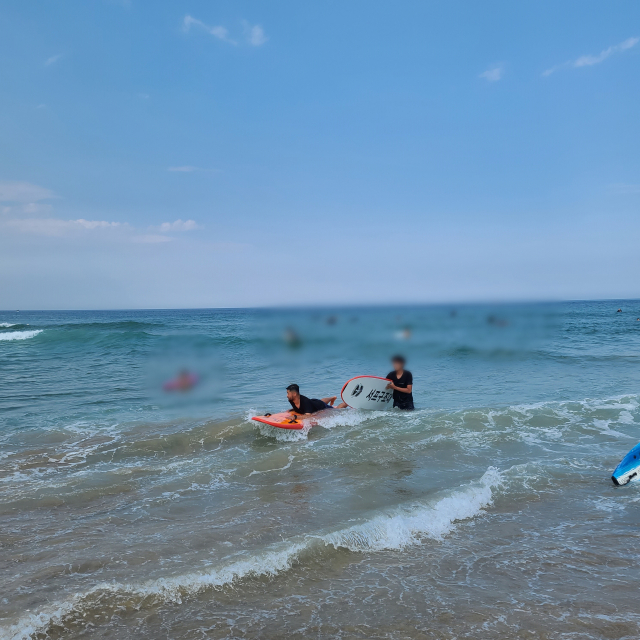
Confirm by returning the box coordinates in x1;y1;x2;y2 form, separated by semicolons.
286;384;348;415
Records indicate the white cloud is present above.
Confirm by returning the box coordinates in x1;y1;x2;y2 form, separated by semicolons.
21;202;54;215
1;180;200;243
168;166;199;172
183;15;267;47
183;15;236;44
0;181;56;204
543;36;639;76
574;37;638;67
479;65;503;82
0;181;58;217
167;166;221;175
4;217;201;239
45;54;63;67
75;219;123;229
246;23;268;46
158;219;200;232
4;218;124;236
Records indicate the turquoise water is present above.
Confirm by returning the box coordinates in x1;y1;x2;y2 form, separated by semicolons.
1;302;640;639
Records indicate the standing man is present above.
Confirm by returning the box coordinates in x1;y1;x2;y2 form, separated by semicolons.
386;355;414;410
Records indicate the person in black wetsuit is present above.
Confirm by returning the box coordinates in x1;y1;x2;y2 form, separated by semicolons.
386;355;414;410
286;384;346;415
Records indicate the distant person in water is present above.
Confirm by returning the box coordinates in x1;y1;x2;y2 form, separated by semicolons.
163;369;198;392
386;355;414;410
283;327;301;347
286;384;347;415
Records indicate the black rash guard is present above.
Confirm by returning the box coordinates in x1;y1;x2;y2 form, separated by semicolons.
289;395;328;414
386;370;414;410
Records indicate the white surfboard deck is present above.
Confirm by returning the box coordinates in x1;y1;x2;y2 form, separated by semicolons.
341;375;393;410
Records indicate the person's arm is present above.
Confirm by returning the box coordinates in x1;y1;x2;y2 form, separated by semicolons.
288;402;301;414
386;372;413;393
386;383;412;394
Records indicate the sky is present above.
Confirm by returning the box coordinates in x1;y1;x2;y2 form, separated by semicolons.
1;0;639;309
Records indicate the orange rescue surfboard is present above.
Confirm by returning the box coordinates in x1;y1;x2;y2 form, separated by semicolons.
252;409;334;430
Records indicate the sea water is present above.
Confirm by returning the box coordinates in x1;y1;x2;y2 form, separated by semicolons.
1;302;639;639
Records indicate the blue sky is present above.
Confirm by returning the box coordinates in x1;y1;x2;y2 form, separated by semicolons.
1;0;639;309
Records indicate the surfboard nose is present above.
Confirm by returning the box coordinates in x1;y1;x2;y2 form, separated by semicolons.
611;442;640;486
612;469;638;486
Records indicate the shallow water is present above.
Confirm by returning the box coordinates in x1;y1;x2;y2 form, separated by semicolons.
1;303;640;639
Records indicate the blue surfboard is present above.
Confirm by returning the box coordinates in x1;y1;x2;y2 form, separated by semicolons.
612;442;640;486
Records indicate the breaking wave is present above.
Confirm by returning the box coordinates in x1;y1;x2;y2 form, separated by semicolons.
321;467;502;550
0;330;43;341
1;468;502;640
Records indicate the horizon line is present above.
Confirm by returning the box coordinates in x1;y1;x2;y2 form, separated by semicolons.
2;297;640;313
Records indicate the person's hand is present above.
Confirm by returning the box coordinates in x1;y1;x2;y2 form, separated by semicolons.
386;382;395;390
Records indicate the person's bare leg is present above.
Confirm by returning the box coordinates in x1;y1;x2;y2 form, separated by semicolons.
321;396;348;408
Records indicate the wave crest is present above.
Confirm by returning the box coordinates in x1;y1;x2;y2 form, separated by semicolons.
1;468;501;640
320;466;502;551
0;330;42;341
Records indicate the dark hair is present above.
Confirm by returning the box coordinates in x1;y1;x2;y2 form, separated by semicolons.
391;355;406;365
286;384;300;393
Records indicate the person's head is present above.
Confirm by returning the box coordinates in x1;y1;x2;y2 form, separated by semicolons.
391;355;406;372
286;383;300;401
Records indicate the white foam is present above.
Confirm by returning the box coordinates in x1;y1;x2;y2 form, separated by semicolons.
127;542;306;602
1;468;502;639
0;330;42;341
314;408;377;431
244;408;310;441
592;418;628;438
254;421;312;441
618;410;636;425
0;322;16;327
2;543;306;640
320;466;502;551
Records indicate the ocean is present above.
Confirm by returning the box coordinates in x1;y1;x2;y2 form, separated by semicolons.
1;302;639;639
